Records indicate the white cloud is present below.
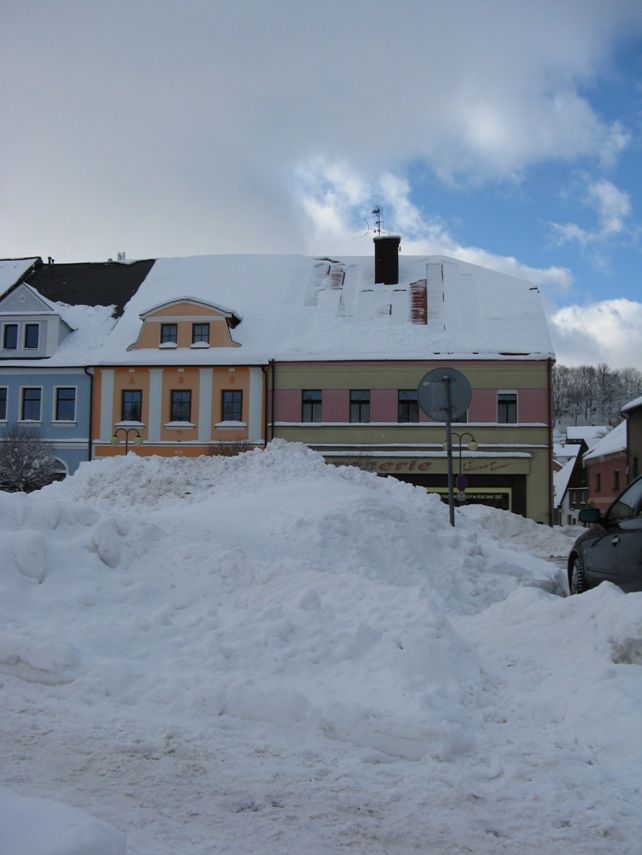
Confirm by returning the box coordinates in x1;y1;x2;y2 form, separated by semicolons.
1;1;642;261
552;178;632;247
295;158;572;291
550;299;642;368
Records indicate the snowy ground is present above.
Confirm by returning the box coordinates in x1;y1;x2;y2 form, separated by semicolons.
1;442;641;854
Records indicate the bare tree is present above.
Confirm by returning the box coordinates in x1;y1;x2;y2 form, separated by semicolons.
0;425;62;492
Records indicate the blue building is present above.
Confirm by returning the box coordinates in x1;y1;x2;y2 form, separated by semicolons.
0;256;154;480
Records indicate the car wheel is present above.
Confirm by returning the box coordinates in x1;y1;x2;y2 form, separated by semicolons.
570;555;587;595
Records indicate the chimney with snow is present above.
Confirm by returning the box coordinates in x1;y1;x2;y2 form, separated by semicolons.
373;235;401;285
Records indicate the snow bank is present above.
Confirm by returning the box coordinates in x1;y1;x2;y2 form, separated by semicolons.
0;787;125;855
2;441;641;853
0;442;563;762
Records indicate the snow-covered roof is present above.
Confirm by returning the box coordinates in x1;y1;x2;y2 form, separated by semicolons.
553;455;577;506
566;425;608;444
0;257;39;294
622;395;642;414
583;420;627;462
0;253;554;368
553;443;581;463
96;253;555;365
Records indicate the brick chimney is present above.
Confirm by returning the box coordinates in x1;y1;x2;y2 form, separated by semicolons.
373;235;401;285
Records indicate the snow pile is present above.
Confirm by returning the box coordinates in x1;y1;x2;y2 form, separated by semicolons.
0;787;125;855
2;442;641;853
1;443;561;762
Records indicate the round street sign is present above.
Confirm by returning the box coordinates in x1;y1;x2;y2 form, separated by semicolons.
455;473;468;491
417;367;472;421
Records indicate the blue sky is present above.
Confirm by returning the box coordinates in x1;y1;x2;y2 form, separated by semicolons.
2;0;642;368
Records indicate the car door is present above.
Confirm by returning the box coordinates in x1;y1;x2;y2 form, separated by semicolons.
596;478;642;591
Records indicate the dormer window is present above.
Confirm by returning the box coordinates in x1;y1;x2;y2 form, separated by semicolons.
192;323;210;345
24;323;39;349
3;324;17;350
160;323;178;346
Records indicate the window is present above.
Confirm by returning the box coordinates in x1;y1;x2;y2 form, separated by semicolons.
302;389;322;423
21;387;41;421
350;389;370;423
222;390;242;422
121;390;142;422
170;389;191;422
497;392;517;424
595;472;601;493
3;324;17;350
192;323;210;344
613;470;621;491
160;323;178;345
608;478;642;521
0;387;6;421
24;323;39;349
398;390;419;423
54;387;76;421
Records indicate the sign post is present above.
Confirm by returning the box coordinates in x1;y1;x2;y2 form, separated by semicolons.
417;368;472;527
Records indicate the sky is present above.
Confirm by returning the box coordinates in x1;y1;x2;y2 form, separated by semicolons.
2;0;642;369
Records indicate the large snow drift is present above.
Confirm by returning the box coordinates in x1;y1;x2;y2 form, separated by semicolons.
2;442;641;854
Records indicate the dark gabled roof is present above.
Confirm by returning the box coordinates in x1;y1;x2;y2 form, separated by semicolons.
23;258;155;317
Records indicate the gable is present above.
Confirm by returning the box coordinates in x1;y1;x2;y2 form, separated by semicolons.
128;298;241;350
0;283;58;315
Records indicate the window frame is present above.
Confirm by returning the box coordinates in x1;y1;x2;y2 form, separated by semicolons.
350;389;370;424
20;386;43;422
160;323;178;345
24;323;40;350
497;391;518;424
3;323;18;350
191;322;210;345
302;389;322;423
397;389;419;423
53;386;77;423
170;389;192;422
221;390;243;422
121;389;143;423
0;386;7;421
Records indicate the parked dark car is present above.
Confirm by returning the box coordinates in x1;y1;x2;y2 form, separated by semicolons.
568;475;642;594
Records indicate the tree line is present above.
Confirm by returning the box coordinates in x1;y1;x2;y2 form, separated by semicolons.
553;364;642;427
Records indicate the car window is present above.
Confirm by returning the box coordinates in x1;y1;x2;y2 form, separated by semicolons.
607;478;642;521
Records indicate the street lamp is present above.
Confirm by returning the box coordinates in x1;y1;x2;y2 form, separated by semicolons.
443;431;478;502
112;427;142;454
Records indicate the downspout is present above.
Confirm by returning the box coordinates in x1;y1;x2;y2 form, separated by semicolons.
547;357;554;525
269;358;276;441
83;366;94;462
261;363;269;447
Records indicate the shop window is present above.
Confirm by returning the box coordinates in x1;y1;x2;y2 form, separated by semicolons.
302;390;322;423
222;390;242;422
3;324;17;350
170;389;192;422
497;392;517;423
398;390;419;423
160;323;178;345
21;387;42;421
54;387;76;421
122;390;142;422
350;390;370;423
24;323;39;349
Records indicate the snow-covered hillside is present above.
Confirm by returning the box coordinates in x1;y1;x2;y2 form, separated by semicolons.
1;443;641;854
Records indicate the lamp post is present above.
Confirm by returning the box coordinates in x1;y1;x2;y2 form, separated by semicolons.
112;427;141;454
443;431;478;503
